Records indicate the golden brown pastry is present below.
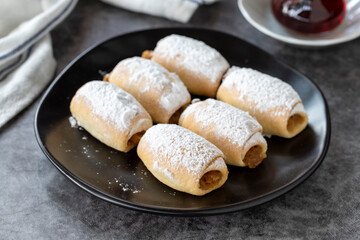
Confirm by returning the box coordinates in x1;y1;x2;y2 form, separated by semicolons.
104;56;190;124
179;99;267;168
142;34;230;97
70;81;152;152
137;124;228;196
217;67;308;138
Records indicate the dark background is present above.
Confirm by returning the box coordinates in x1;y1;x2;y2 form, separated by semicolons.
1;0;359;238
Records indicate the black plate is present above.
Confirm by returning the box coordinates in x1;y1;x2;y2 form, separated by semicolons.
34;28;330;216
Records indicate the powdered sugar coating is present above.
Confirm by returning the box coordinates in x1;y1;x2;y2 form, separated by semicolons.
119;57;190;112
153;162;174;180
207;157;227;170
244;132;266;150
290;102;306;116
76;81;145;131
143;124;224;180
221;67;301;116
154;34;229;82
181;99;263;148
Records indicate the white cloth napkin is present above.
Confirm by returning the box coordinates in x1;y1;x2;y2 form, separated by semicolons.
0;0;77;128
101;0;219;23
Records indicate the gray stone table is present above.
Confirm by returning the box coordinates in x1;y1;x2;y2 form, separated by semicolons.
1;0;359;239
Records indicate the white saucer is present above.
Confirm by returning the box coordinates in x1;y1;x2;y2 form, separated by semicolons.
238;0;360;47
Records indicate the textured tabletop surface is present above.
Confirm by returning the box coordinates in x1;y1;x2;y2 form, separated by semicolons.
1;0;360;239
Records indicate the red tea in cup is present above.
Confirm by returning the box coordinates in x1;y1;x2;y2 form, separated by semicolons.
272;0;346;33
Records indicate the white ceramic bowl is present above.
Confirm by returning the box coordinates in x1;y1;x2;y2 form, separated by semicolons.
238;0;360;47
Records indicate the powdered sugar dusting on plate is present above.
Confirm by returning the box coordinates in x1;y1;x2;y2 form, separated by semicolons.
120;57;190;112
143;124;224;179
76;81;143;131
221;67;301;115
69;116;80;128
154;34;229;82
181;99;263;147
